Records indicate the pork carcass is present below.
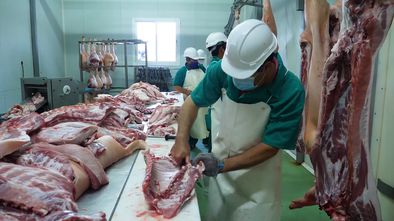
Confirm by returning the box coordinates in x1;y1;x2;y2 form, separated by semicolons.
80;36;89;72
31;142;109;190
297;0;331;153
118;82;166;104
0;113;45;159
32;122;98;145
16;145;75;181
15;146;89;199
88;72;98;88
142;151;204;218
41;103;114;126
97;126;146;148
147;105;180;136
110;42;118;72
291;0;393;220
101;108;131;127
93;135;147;168
0;162;77;216
0;205;106;221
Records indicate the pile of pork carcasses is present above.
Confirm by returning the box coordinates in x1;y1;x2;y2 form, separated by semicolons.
0;82;175;220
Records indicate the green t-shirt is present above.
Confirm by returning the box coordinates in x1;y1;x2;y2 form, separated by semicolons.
191;54;305;150
173;64;206;87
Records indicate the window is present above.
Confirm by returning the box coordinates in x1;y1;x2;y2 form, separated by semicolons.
135;19;179;65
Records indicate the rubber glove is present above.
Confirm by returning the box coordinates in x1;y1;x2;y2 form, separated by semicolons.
192;153;224;177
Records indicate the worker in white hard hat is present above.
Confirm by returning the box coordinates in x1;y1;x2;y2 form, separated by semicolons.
171;19;305;221
173;47;209;149
205;32;227;64
173;47;206;96
197;49;207;67
203;32;228;152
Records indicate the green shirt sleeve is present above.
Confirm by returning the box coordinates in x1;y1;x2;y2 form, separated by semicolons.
173;66;187;87
262;86;305;150
191;61;226;107
199;64;206;72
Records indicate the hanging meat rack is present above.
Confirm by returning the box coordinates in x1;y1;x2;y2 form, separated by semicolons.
78;39;148;91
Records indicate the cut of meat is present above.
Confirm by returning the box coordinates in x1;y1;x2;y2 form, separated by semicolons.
0;93;45;120
0;129;30;159
142;151;204;218
101;108;131;127
94;135;147;168
0;112;45;133
16;145;75;181
32;122;98;145
41;103;114;127
118;82;165;104
97;126;146;148
43;210;107;221
30;143;109;190
150;126;176;137
94;95;145;124
0;113;45;159
0;162;77;216
0;205;106;221
147;105;180;136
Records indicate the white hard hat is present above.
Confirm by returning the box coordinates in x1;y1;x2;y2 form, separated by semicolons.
183;47;199;60
197;49;206;60
205;32;227;49
221;19;278;79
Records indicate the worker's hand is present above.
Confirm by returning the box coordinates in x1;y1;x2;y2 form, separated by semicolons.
192;153;223;177
185;89;192;96
170;140;191;166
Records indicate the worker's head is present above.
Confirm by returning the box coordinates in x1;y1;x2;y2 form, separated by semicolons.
206;32;227;59
183;47;199;70
221;19;278;90
197;49;206;62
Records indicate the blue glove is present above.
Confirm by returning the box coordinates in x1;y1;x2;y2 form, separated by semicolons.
192;153;224;177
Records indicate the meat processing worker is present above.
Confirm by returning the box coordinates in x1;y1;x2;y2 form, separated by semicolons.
204;32;227;151
173;47;209;149
173;47;206;97
170;19;305;221
197;49;208;68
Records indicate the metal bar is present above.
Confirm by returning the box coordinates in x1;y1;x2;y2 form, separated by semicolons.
78;39;146;44
82;65;146;68
30;0;40;77
124;41;129;88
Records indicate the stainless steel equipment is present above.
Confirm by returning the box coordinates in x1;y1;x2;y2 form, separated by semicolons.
21;77;81;110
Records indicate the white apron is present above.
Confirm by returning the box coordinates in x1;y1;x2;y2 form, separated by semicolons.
183;69;209;139
210;88;226;143
207;95;282;221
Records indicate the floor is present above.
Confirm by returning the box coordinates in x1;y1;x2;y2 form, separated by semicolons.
191;141;330;221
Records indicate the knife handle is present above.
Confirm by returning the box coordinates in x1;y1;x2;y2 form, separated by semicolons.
165;135;176;141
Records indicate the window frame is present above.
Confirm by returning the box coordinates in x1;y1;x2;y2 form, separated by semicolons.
133;18;180;66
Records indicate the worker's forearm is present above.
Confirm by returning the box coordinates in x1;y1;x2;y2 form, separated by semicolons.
176;97;198;141
222;143;278;173
263;0;277;37
174;86;191;96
